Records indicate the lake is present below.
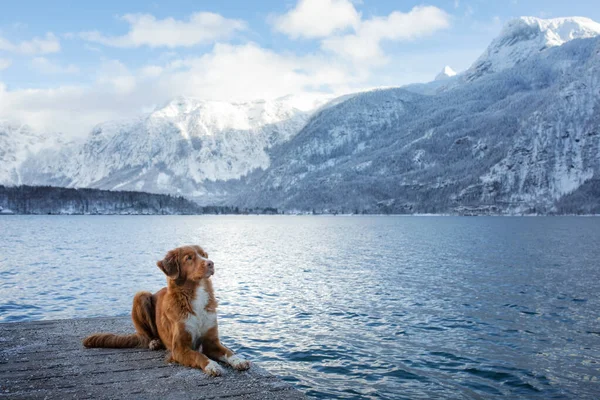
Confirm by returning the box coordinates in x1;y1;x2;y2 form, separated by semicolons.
0;215;599;399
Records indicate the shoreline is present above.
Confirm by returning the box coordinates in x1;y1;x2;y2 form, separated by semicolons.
1;213;599;217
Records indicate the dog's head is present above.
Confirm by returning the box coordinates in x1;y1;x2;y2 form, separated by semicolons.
156;245;214;284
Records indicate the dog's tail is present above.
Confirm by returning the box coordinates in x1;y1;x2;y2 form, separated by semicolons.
83;333;148;349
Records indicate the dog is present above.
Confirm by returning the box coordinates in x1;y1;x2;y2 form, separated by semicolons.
83;245;250;376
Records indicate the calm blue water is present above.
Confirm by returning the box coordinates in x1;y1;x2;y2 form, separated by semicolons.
0;216;599;399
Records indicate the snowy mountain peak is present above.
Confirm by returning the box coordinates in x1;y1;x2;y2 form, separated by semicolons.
466;16;600;81
155;96;199;116
146;94;332;136
501;17;600;48
434;66;457;81
9;93;333;198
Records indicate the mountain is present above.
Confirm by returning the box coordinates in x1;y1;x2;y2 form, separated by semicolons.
235;17;600;214
3;16;600;214
435;66;457;81
465;16;600;82
0;122;65;186
15;94;330;203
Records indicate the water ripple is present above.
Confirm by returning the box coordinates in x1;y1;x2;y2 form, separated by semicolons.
0;215;599;399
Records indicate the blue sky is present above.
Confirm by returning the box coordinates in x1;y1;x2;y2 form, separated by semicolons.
0;0;599;136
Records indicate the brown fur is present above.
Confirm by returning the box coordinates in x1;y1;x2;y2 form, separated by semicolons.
83;245;250;376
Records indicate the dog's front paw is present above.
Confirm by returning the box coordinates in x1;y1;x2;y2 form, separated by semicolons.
228;355;251;371
203;360;224;377
148;339;163;350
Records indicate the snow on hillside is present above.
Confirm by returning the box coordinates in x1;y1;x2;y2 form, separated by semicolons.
0;122;65;185
4;16;600;214
17;94;331;201
466;16;600;81
236;21;600;214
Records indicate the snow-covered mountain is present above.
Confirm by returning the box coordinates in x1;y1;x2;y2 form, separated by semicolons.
0;122;65;185
465;16;600;82
236;17;600;214
16;94;331;202
3;16;600;214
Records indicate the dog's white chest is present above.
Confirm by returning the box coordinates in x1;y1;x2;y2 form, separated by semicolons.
184;286;217;347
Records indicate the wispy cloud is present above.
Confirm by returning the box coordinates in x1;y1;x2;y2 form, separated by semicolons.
0;43;360;136
80;12;246;48
271;0;360;39
0;58;12;70
0;2;455;136
31;57;79;74
0;33;60;55
322;6;451;64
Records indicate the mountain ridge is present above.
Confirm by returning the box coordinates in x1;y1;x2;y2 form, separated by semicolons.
465;16;600;82
235;24;600;214
10;94;332;202
1;16;599;214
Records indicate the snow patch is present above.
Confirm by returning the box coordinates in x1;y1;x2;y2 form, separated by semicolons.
466;16;600;81
156;173;170;187
435;66;457;81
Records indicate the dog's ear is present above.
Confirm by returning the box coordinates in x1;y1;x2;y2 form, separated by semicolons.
194;245;208;258
157;248;180;280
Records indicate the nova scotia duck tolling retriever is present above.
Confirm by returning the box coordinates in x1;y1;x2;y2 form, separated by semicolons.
83;245;250;376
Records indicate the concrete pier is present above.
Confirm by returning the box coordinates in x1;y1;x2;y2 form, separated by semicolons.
0;317;306;399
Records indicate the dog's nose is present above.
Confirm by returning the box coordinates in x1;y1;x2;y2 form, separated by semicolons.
206;260;214;269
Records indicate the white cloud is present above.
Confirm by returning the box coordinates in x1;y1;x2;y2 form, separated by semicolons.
31;57;79;74
273;2;450;65
0;58;12;70
83;43;102;53
272;0;360;39
156;43;359;101
0;32;60;55
0;83;108;137
322;6;451;64
0;5;453;138
0;63;148;137
139;65;163;78
0;43;363;137
81;12;246;48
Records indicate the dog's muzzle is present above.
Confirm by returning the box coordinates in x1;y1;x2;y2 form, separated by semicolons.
205;260;215;276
